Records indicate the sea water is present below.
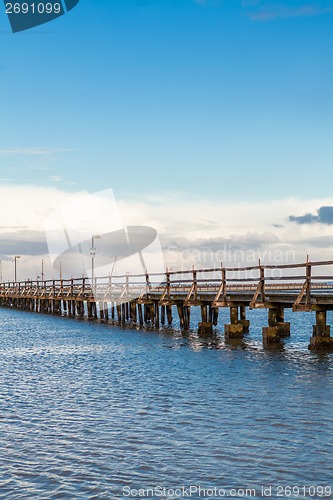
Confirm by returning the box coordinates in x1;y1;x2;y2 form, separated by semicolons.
0;307;332;499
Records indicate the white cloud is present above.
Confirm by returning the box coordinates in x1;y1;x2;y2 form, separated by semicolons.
0;147;70;156
0;185;85;232
119;193;333;266
0;148;45;155
0;185;333;277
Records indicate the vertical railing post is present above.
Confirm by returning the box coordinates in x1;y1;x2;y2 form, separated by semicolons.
306;255;311;305
259;260;265;303
145;271;150;298
166;270;171;300
192;266;197;301
222;266;227;302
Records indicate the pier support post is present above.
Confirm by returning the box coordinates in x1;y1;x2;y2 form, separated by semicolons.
99;302;105;321
93;302;98;319
144;304;149;323
184;306;190;330
53;300;60;315
198;302;212;335
78;301;84;318
263;307;280;344
276;304;290;337
177;303;185;329
130;302;137;324
208;305;213;323
201;305;208;323
212;307;219;326
262;326;280;344
198;321;213;335
87;301;93;320
154;303;160;328
309;308;333;350
166;305;173;324
239;305;250;333
122;303;126;323
116;304;122;323
268;307;277;326
263;305;291;344
230;306;238;324
104;302;109;321
137;304;143;326
225;306;243;338
161;305;166;325
137;303;143;326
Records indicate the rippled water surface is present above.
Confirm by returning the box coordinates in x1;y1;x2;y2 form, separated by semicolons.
0;307;332;499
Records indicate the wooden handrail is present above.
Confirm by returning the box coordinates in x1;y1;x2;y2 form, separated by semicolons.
2;259;333;293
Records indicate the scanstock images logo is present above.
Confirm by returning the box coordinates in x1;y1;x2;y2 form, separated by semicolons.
4;0;80;33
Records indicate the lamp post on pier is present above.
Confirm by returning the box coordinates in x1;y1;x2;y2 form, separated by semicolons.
91;234;101;290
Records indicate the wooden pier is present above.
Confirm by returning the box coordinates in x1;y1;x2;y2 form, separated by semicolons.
1;259;333;350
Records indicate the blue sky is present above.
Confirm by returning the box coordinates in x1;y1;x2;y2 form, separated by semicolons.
0;0;333;278
1;0;332;199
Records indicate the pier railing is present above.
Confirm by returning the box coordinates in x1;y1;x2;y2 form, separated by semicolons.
1;259;333;310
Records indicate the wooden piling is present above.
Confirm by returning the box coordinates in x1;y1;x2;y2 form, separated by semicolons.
177;303;185;329
104;303;109;321
144;304;149;323
138;303;144;326
154;302;159;328
87;301;93;320
184;306;191;329
201;305;207;323
116;304;122;322
99;303;105;321
161;305;166;325
167;305;173;324
212;307;219;326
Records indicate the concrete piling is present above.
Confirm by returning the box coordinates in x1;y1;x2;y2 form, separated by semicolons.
309;307;333;350
263;306;291;344
225;306;244;338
